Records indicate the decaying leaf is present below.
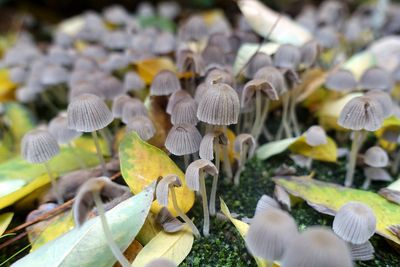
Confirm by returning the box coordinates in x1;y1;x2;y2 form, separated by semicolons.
135;57;176;84
136;212;162;246
0;69;17;102
274;176;400;245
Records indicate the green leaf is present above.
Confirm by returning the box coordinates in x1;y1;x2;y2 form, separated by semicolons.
274;177;400;245
119;132;194;216
256;137;298;160
0;212;13;236
0;147;99;209
12;185;155;267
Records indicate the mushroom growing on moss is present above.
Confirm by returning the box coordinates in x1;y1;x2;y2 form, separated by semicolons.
233;133;256;185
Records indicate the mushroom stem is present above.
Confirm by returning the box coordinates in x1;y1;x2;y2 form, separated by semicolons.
91;130;108;176
345;130;365;187
251;90;262;137
199;171;210;236
184;154;190;170
209;144;221;216
391;149;400;175
67;142;87;170
234;144;248;186
254;99;270;141
289;90;300;136
170;187;201;238
44;161;63;205
276;93;292;140
222;126;233;180
361;177;371;190
92;191;131;267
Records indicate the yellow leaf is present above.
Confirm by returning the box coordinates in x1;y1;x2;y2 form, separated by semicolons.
296;68;327;104
135;57;176;85
119;132;195;216
275;177;400;245
131;227;194;267
375;116;400;151
136;212;162;246
0;69;17;102
289;136;337;163
219;128;237;164
0;212;13;236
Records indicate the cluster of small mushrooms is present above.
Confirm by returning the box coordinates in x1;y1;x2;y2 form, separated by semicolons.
2;0;400;266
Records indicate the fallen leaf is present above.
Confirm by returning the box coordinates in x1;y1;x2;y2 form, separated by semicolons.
146;96;172;149
136;212;162;246
375;116;400;151
296;68;327;103
288;136;337;162
274;177;400;245
256;137;298;160
12;185;154;267
0;69;17;102
131;226;194;267
114;240;143;267
0;212;13;236
135;57;176;85
119;132;195;216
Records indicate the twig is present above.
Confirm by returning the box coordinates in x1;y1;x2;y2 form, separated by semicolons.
0;232;28;251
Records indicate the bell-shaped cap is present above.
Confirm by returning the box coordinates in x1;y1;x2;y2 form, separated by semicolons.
254;194;280;216
300;40;319;68
333;201;376;244
281;227;353;267
185;159;218;191
242;79;279;107
178;15;208;42
205;68;234;86
359;67;393;92
126;115;156;141
199;131;227;160
157;1;180;19
121;99;148;124
150;70;181;96
145;258;176;267
207;33;232;54
253;66;287;96
171;97;198;125
273;44;301;70
10;66;27;84
98;75;124;100
364;146;389;167
73;57;97;72
165;124;202;156
194;83;208;104
304;125;327;146
41;65;69;86
166;90;191;114
197;83;240;126
245;209;298;261
123;71;145;92
274;185;291;211
365;90;392;118
338;96;384;131
245;52;273;79
112;94;132;119
103;5;129;25
21;129;60;164
350;241;375;261
364;167;392;182
156;174;182;207
325;69;357;91
153;32;176;55
102;30;129;50
48;46;74;66
156;207;184;233
234;133;256;158
201;45;225;71
69;82;103;101
67;93;113;132
176;49;204;75
315;26;339;49
100;53;129;73
48;113;82;144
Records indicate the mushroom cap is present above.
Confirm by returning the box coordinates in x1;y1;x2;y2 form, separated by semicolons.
69;82;103;101
245;52;273;79
153;32;176;55
300;40;319;68
245;209;298;261
150;70;181;96
144;258;176;267
100;53;129;73
194;83;208;104
176;49;204;75
273;44;301;70
73;57;97;72
201;45;226;71
254;194;281;216
121;99;148;124
102;30;129;50
364;167;392;182
333;201;376;244
281;227;353;267
165;124;202;156
112;94;132;119
199;131;227;160
41;65;69;86
208;33;232;54
242;79;278;108
364;146;389;167
16;87;37;103
9;66;27;84
185;159;218;191
349;241;375;261
103;4;129;25
359;67;393;92
157;1;180;19
67;93;113;132
304;125;328;146
171;97;198;125
21;129;60;164
98;75;124;100
167;90;191;114
126;115;156;141
123;71;145;92
205;68;234;86
315;26;339;49
337;96;384;131
156;207;184;233
197;83;240;125
48;113;82;144
365;90;392;118
325;69;357;91
178;15;208;42
253;66;287;95
234;133;256;158
156;174;182;207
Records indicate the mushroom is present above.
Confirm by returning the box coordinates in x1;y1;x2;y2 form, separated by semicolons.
67;93;113;176
254;194;281;216
359;66;393;92
170;97;198;126
244;52;272;79
349;241;375;261
185;159;218;236
325;69;357;91
233;133;256;185
21;129;63;204
362;147;392;189
165;124;202;168
126;115;156;141
332;201;376;245
178;15;208;42
156;174;200;237
156;207;184;233
245;209;298;266
121;98;148;124
338;95;385;186
112;94;132;119
281;227;353;267
299;40;319;69
73;177;131;267
166;90;191;115
150;70;181;96
123;71;145;92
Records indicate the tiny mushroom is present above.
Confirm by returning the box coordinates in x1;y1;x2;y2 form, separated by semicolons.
325;69;357;91
150;70;181;96
359;67;394;92
126;115;156;141
233;133;256;185
156;207;184;233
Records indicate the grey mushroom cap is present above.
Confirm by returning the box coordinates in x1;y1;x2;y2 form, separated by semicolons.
364;167;392;182
67;93;113;132
245;209;298;261
199;131;227;160
359;67;394;92
300;40;319;68
121;99;148;124
194;83;209;104
165;124;202;156
100;53;129;73
171;97;198;126
363;146;389;168
126;115;156;141
16;87;37;103
21;129;60;164
153;32;176;55
201;45;226;71
205;68;234;87
150;70;181;96
98;75;125;100
103;5;129;25
166;90;191;115
349;241;375;261
365;90;392;118
333;201;376;244
197;83;240;126
325;69;357;91
179;15;208;42
305;125;328;146
48;113;82;144
273;44;301;70
245;52;273;79
41;65;69;86
112;94;132;119
254;194;281;215
281;227;353;267
337;96;384;131
156;174;182;207
123;71;145;92
9;66;27;84
241;79;279;107
207;33;233;54
102;30;129;50
253;66;287;96
73;57;97;72
315;26;339;49
176;49;205;75
69;82;103;101
234;133;256;158
156;207;184;233
185;159;218;191
157;1;181;19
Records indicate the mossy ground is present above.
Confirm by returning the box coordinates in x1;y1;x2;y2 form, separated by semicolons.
181;154;400;267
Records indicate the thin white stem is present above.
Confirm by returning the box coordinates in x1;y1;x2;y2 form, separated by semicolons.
254;99;270;141
289;90;301;136
44;161;63;205
222;126;233;180
345;131;364;187
93;191;131;267
92;131;108;176
234;144;248;186
209;144;220;216
199;172;210;236
251;90;262;136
